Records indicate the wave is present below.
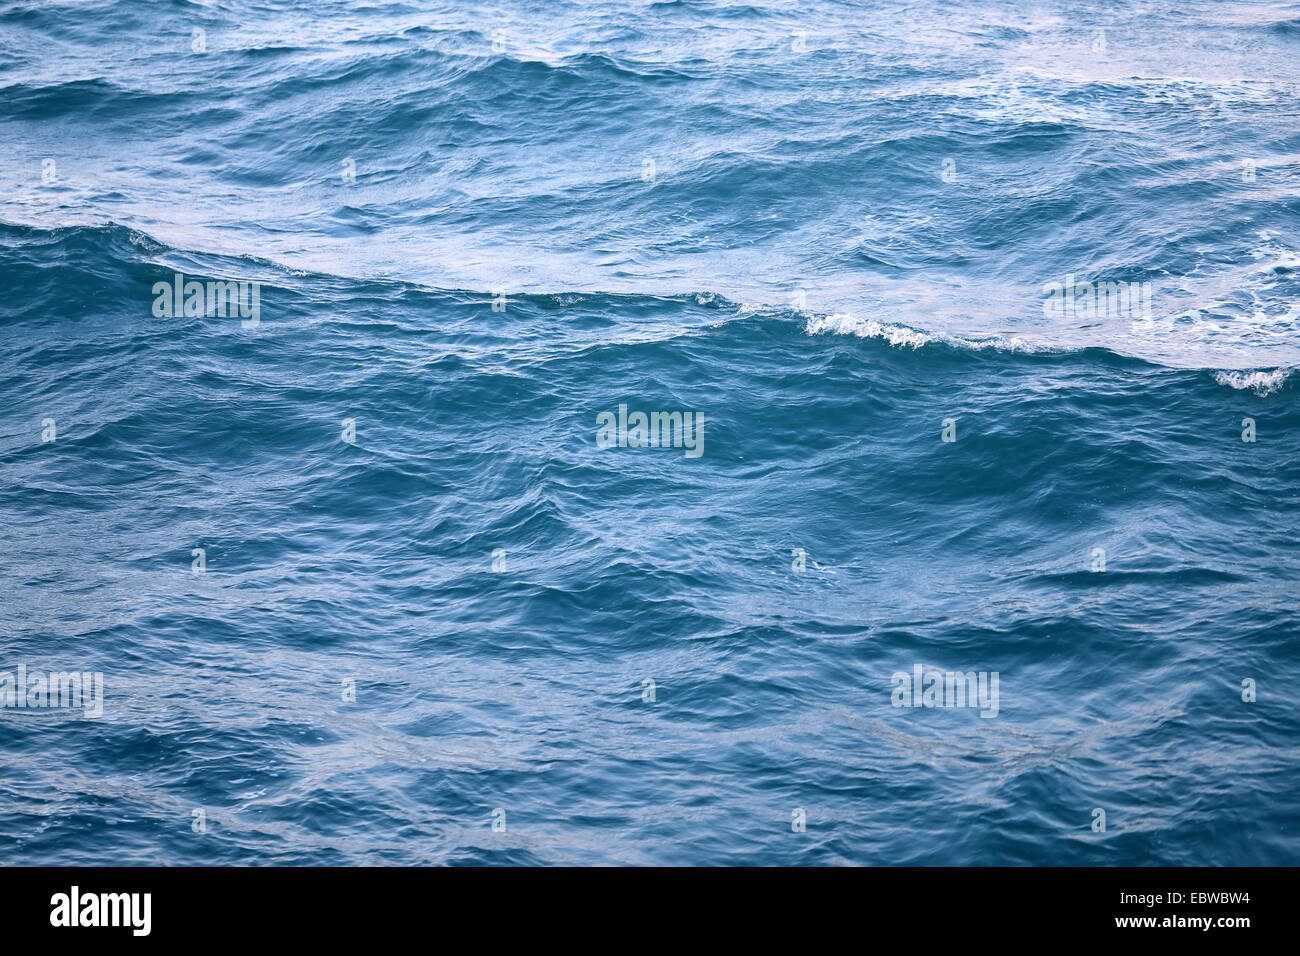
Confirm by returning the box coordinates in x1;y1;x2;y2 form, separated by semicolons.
1214;367;1295;394
2;217;1296;394
804;310;1050;353
0;76;185;119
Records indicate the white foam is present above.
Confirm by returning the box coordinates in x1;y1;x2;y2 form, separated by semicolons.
804;311;1045;353
1213;368;1294;394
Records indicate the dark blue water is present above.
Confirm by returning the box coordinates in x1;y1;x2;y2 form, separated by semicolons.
2;0;1298;865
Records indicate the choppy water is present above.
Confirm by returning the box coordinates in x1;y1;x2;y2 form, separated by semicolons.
1;0;1298;865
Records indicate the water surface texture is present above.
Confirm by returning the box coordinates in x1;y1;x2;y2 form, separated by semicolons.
1;0;1298;865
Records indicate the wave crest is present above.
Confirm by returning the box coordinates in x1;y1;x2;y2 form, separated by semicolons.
1213;367;1294;394
804;311;1047;353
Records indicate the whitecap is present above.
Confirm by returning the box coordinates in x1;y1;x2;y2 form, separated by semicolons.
1213;367;1294;394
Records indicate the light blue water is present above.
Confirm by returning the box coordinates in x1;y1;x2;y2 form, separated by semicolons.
1;0;1298;865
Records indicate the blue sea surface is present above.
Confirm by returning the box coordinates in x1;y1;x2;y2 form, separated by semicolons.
1;0;1298;865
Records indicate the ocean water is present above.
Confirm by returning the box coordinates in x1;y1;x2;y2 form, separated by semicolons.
1;0;1298;866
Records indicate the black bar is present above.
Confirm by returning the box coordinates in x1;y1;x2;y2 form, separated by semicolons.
0;866;1281;942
